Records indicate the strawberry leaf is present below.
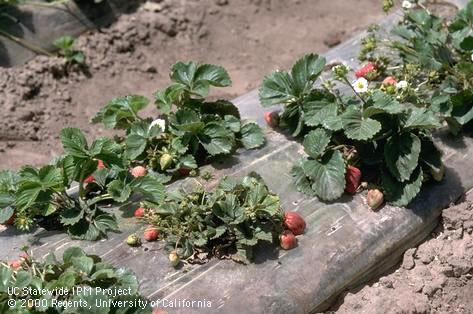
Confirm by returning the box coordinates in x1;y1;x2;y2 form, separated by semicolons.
291;53;326;95
107;180;132;203
131;175;165;204
368;91;404;115
240;122;265;149
199;122;235;155
403;108;441;130
301;151;346;201
384;133;421;182
291;164;317;196
303;128;331;159
91;95;149;129
60;128;89;159
60;208;85;226
170;62;231;97
303;100;338;127
259;70;296;106
382;167;423;206
342;107;381;141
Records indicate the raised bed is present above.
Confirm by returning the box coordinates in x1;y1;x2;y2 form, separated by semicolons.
1;0;471;313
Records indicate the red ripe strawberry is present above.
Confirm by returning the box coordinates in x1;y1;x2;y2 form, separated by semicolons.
355;62;377;79
84;175;95;184
8;260;22;270
4;212;16;225
178;168;191;176
97;159;105;169
382;76;397;86
280;231;297;250
134;207;145;218
143;226;159;242
345;165;361;194
284;212;306;235
264;111;279;128
131;166;147;178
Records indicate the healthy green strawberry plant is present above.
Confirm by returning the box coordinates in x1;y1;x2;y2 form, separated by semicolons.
141;173;305;264
260;53;444;206
53;35;86;66
92;61;265;179
0;127;165;240
361;0;473;135
1;247;150;313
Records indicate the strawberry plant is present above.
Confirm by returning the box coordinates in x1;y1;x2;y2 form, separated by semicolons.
1;127;165;240
361;1;473;135
260;54;444;206
92;61;265;178
0;247;150;313
143;173;304;264
53;35;86;66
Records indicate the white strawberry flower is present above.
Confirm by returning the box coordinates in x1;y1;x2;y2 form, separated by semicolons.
396;80;408;89
150;118;166;132
352;77;369;93
471;53;473;62
402;1;412;9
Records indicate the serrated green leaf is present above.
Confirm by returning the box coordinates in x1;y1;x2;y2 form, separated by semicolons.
171;108;205;133
291;164;316;196
68;220;101;241
303;100;338;127
15;271;32;288
301;151;346;201
342;107;381;141
72;256;94;275
132;176;165;204
170;62;231;97
384;133;421;182
291;53;326;94
258;70;296;106
0;206;14;224
60;208;85;226
404;107;441;130
369;91;404;115
154;84;183;115
224;115;241;133
94;214;119;234
63;247;86;264
199;122;235;155
382;167;423;206
107;180;132;203
240;122;265;149
450;91;473;125
303;128;331;158
91;95;149;129
60;128;89;158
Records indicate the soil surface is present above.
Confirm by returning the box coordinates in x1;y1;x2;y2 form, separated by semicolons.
327;192;473;314
0;0;384;170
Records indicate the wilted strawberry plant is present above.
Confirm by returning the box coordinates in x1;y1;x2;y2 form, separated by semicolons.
92;61;265;179
0;247;150;313
260;53;444;206
141;173;305;264
0;127;165;240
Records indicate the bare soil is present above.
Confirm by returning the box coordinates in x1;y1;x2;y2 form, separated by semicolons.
0;0;384;170
327;193;473;314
